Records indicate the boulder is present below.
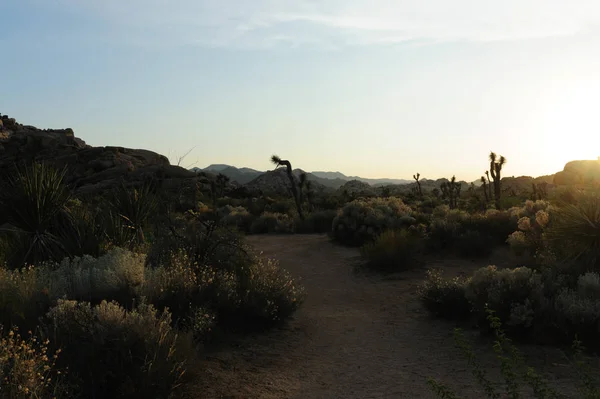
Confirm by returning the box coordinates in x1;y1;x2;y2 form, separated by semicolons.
554;159;600;185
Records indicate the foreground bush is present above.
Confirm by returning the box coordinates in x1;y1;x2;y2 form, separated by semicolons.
144;247;305;331
421;262;600;349
332;197;415;246
0;266;49;332
428;308;600;399
360;229;423;272
418;269;471;320
45;300;187;399
0;327;65;398
554;272;600;345
465;266;546;334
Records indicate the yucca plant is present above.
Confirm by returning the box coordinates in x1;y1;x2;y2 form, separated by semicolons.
109;181;158;249
545;193;600;272
0;162;73;267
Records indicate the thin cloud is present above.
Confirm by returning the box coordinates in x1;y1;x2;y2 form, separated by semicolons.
48;0;600;48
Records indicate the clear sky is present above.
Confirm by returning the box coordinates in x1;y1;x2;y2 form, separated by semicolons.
2;1;600;181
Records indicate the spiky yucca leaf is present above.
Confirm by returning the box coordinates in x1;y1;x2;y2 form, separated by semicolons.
0;163;73;266
110;182;157;248
546;193;600;270
270;155;282;166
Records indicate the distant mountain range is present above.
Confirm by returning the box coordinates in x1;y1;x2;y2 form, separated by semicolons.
191;164;413;188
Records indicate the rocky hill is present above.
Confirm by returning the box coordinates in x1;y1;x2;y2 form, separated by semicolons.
244;168;332;196
195;164;408;188
0;113;200;198
553;159;600;186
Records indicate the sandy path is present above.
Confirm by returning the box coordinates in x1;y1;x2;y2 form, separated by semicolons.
186;234;590;399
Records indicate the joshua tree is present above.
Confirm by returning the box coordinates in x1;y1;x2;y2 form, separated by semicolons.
480;176;489;203
271;155;304;220
440;175;461;209
489;152;506;209
215;173;230;198
413;173;423;197
298;172;308;209
485;170;492;199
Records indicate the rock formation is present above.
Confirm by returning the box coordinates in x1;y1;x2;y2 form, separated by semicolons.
553;159;600;186
0;113;202;198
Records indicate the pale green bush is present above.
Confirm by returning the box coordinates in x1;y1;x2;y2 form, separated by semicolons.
465;266;545;331
237;256;305;324
44;248;146;305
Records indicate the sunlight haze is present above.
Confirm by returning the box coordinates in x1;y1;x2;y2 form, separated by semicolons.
3;0;600;181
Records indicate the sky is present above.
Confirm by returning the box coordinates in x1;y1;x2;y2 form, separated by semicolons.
2;0;600;181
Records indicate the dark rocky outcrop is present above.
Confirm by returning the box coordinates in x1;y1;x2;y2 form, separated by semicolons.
0;113;203;198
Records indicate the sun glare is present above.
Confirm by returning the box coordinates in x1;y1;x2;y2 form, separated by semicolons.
537;82;600;172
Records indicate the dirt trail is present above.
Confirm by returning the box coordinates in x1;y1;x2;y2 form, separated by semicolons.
188;234;588;399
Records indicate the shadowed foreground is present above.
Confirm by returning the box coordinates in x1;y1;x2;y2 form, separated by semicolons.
185;234;590;399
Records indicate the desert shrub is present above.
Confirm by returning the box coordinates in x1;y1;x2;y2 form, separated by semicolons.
142;251;202;323
360;229;423;272
553;272;600;346
218;205;254;232
428;309;566;399
295;210;338;233
417;196;443;213
454;230;494;258
233;255;305;326
432;204;450;218
45;299;186;399
426;218;462;251
477;209;518;244
0;266;49;331
465;266;546;335
265;199;295;214
0;237;8;267
144;247;304;331
0;327;66;399
250;212;295;234
505;200;551;259
332;197;415;246
418;270;471;320
425;209;516;255
188;306;217;343
44;248;146;306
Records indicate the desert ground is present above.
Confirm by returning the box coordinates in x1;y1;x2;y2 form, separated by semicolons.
184;234;591;399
